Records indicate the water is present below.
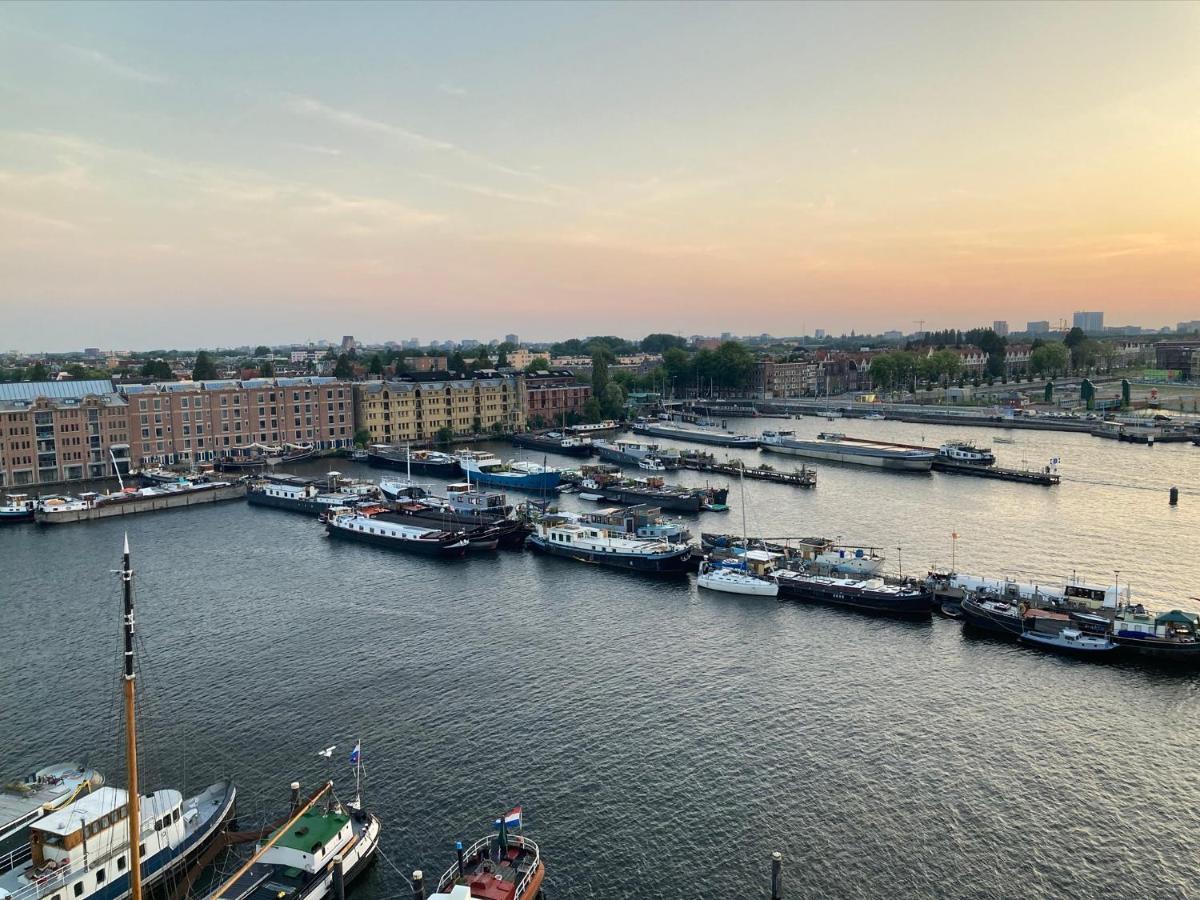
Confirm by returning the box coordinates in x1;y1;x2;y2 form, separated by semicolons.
2;418;1199;899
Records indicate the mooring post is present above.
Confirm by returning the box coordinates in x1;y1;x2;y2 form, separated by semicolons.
771;850;783;899
412;869;425;900
332;855;345;900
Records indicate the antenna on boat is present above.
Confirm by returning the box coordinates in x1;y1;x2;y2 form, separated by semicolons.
119;534;144;900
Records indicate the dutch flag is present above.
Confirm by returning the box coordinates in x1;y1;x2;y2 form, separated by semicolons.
493;807;522;830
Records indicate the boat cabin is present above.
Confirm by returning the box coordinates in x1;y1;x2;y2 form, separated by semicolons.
258;807;353;875
27;787;185;887
445;485;509;514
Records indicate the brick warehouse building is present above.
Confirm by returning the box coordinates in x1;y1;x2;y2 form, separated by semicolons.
524;370;592;427
119;377;355;466
0;380;132;488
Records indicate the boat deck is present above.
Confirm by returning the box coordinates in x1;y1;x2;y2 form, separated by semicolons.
444;842;540;900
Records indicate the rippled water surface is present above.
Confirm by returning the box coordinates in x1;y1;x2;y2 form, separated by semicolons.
2;418;1199;898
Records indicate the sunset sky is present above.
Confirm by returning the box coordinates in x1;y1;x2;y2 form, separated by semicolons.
1;1;1197;349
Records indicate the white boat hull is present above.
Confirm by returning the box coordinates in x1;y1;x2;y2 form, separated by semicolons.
698;572;779;596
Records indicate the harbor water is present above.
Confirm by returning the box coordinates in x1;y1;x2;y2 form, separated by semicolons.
3;417;1199;898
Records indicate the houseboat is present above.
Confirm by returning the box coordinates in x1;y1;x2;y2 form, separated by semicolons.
760;430;935;471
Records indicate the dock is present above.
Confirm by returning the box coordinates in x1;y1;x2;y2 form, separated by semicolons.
36;483;248;524
931;459;1059;485
679;453;816;487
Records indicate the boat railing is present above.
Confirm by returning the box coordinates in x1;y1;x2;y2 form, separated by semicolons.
436;834;541;894
3;855;74;899
0;843;32;874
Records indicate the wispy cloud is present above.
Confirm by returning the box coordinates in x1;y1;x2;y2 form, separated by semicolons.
59;43;167;84
437;82;468;97
285;142;344;157
416;172;561;207
283;94;574;193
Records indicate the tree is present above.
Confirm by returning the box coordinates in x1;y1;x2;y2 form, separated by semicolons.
473;347;492;369
435;426;454;446
368;353;384;376
495;348;509;367
1071;337;1099;373
140;358;172;380
258;360;275;377
713;341;754;391
254;345;271;357
602;382;626;418
1030;343;1069;377
870;355;896;392
353;428;371;448
1063;327;1087;351
333;353;355;380
449;351;468;372
641;333;687;354
590;350;612;404
582;397;603;421
524;357;550;373
192;351;217;381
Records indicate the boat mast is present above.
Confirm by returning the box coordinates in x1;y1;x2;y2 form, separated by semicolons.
120;534;143;900
739;468;748;570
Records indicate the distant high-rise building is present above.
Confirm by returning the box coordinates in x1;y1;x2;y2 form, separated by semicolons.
505;333;520;345
721;332;732;342
1177;320;1200;334
460;339;480;350
340;335;356;351
1073;311;1104;332
814;328;826;339
403;338;421;350
1027;321;1050;334
882;330;902;341
992;320;1009;337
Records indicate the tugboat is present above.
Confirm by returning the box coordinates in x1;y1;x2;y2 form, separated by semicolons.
428;807;544;900
0;539;237;900
773;570;932;617
207;746;381;900
526;514;693;574
936;441;996;466
1019;610;1119;657
0;494;36;523
325;508;470;558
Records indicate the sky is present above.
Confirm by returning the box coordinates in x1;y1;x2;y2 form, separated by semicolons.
1;1;1198;350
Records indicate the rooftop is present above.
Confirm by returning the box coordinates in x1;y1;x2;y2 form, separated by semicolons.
0;379;115;402
273;807;349;853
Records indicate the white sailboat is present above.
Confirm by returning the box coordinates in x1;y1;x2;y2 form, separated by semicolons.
696;472;779;597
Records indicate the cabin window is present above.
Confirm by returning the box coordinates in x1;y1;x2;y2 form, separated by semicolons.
96;868;106;884
139;843;145;857
74;884;84;897
117;855;126;871
173;809;180;823
155;818;163;831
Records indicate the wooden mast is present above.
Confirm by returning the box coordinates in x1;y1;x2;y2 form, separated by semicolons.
121;534;143;900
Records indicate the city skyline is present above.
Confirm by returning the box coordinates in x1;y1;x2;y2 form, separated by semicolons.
2;2;1198;347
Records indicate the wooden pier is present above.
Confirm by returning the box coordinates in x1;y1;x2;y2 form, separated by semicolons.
678;453;816;487
931;459;1059;485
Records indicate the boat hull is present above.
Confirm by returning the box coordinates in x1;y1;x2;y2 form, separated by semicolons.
632;423;759;448
761;442;932;471
392;510;528;549
527;535;692;573
697;573;779;596
247;491;352;516
0;509;35;523
1019;633;1119;657
326;522;469;558
462;469;560;492
599;486;704;514
366;452;461;477
512;434;594;457
775;576;931;617
1112;635;1200;663
960;597;1022;637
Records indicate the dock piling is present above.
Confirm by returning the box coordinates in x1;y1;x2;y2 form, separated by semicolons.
290;781;300;812
1170;486;1179;506
332;855;345;900
412;869;425;900
771;851;783;899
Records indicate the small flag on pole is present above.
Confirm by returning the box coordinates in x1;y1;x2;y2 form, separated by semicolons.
349;743;361;765
492;807;522;830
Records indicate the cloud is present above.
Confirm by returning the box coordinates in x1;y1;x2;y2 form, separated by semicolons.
285;142;344;157
416;173;562;207
283;94;574;193
438;82;468;97
59;43;167;84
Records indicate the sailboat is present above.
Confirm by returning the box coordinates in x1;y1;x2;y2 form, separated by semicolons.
206;741;381;900
0;538;236;900
697;470;779;597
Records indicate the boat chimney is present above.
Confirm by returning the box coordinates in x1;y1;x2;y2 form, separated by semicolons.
290;781;301;812
770;851;783;899
331;856;345;900
455;840;466;879
411;869;425;900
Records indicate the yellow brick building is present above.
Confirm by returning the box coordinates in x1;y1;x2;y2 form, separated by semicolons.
354;375;525;443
